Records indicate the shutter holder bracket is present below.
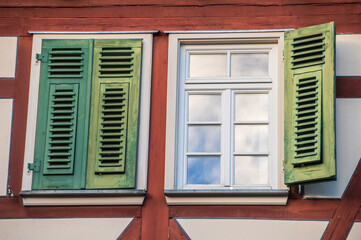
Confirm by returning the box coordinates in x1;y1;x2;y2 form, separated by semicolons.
28;162;40;172
36;53;48;63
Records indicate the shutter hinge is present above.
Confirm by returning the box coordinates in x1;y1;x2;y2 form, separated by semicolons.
282;50;284;61
28;162;40;172
36;53;48;63
7;185;14;199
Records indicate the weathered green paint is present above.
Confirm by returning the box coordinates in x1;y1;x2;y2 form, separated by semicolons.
291;71;322;165
32;39;93;190
86;39;142;189
94;83;129;174
43;84;79;175
284;22;336;186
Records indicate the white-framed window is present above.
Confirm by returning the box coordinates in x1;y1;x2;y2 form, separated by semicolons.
165;32;288;205
21;33;153;206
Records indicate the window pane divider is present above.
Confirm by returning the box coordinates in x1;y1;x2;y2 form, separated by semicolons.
233;152;269;156
185;77;272;84
186;152;221;156
187;122;222;125
233;121;269;125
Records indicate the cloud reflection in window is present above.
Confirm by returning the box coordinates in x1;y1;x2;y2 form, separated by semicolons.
234;156;268;185
189;54;227;78
187;156;220;184
235;94;268;121
188;126;221;152
231;53;269;77
235;125;268;152
189;94;221;122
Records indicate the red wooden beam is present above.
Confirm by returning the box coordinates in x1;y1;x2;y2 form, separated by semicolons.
140;33;169;240
322;159;361;239
0;79;15;98
169;199;339;220
336;77;361;98
118;218;141;240
169;219;189;240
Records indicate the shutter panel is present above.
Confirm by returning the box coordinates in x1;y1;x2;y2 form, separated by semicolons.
32;39;93;190
86;39;142;189
284;22;336;186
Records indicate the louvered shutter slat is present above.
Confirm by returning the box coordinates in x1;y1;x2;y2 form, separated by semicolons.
86;39;142;189
32;39;93;190
43;85;78;175
284;22;336;186
291;71;322;166
95;84;129;173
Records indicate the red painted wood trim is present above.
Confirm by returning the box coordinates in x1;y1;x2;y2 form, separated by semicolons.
0;198;141;218
0;18;360;36
169;219;189;240
169;199;339;220
1;0;360;7
1;4;360;19
8;37;32;196
322;160;361;240
118;218;141;240
140;33;169;240
0;79;15;98
355;207;361;221
336;77;361;98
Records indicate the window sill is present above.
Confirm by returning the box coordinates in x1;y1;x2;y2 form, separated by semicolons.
20;190;146;206
164;189;289;205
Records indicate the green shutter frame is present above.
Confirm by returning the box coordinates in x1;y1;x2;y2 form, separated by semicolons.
32;39;93;189
284;22;336;186
86;39;142;189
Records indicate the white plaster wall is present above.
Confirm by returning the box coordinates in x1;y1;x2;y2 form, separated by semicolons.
0;99;13;196
304;99;361;198
0;217;133;240
347;222;361;240
336;34;361;76
0;37;17;78
176;218;329;240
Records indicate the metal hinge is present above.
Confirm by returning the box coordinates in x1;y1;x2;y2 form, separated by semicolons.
28;162;40;172
282;50;285;61
7;185;14;199
36;52;48;63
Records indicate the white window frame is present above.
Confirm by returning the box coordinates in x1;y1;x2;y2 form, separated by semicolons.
21;33;153;206
165;32;288;205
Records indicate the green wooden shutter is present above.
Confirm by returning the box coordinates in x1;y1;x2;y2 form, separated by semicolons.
32;39;93;190
284;22;336;186
86;39;142;189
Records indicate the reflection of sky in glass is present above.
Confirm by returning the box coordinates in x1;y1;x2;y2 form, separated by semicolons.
234;156;268;185
235;94;268;121
189;54;227;77
189;94;221;122
187;156;220;184
235;125;268;152
188;125;221;152
231;53;269;77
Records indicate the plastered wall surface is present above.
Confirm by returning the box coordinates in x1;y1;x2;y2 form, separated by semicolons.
176;218;329;240
0;99;13;196
0;37;17;78
0;217;133;240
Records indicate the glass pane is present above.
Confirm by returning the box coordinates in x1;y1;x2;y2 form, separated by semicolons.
189;54;227;77
187;156;220;184
234;156;268;185
189;94;221;122
234;125;268;152
235;94;268;121
188;125;221;152
231;53;269;77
